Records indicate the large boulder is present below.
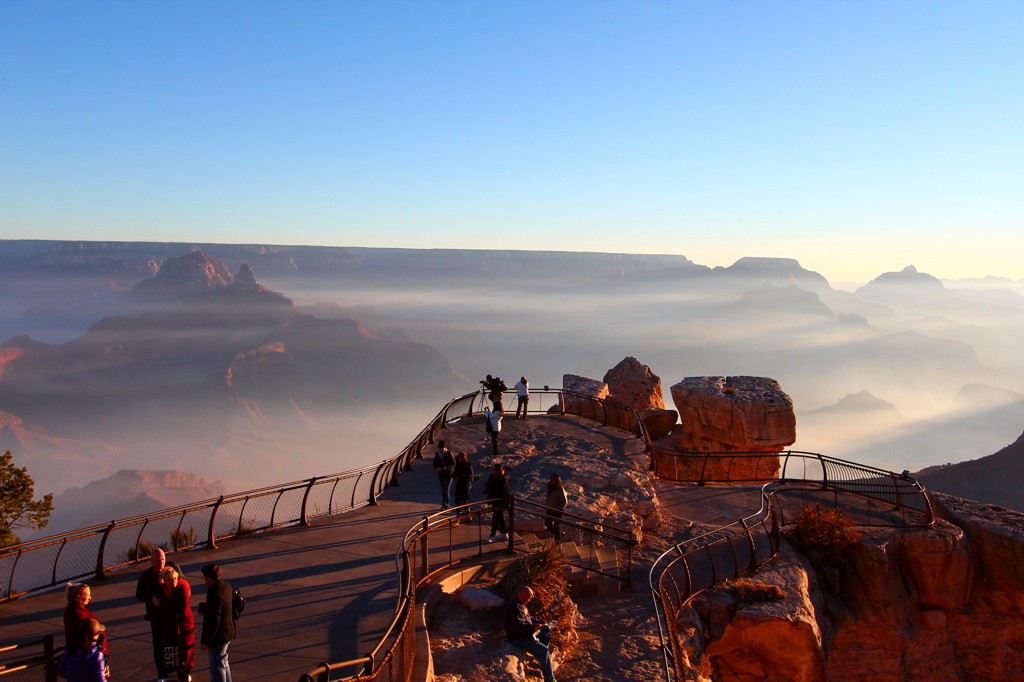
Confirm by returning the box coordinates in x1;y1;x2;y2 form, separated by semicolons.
603;357;665;410
668;376;796;451
562;374;609;399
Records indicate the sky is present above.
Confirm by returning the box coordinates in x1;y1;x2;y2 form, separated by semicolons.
1;1;1022;283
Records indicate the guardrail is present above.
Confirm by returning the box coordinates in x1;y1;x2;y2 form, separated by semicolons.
299;496;638;682
650;448;933;527
0;635;60;681
646;448;934;682
0;390;483;602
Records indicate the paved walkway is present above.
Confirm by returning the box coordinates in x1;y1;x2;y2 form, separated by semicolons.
0;415;761;682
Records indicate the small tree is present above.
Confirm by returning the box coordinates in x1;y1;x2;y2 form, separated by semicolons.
0;450;54;547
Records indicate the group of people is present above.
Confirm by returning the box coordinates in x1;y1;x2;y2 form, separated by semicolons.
60;549;237;682
432;442;569;544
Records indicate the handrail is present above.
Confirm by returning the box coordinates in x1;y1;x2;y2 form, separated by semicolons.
0;634;60;680
300;494;639;681
1;387;937;682
0;389;482;602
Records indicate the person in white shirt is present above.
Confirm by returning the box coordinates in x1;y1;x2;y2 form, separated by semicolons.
514;377;529;420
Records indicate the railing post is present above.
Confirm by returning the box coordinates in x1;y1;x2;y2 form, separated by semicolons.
95;520;116;580
368;461;386;505
300;478;318;526
44;633;57;682
52;538;68;588
506;498;516;553
207;496;224;550
420;517;429;579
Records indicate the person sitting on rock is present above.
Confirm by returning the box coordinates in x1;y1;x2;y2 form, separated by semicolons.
504;586;556;682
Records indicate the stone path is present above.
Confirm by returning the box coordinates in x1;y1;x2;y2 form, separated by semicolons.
0;415;761;682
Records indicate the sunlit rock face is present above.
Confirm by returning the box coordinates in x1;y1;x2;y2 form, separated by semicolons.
562;374;609;399
668;376;796;452
603;356;665;411
689;500;1024;682
225;342;300;391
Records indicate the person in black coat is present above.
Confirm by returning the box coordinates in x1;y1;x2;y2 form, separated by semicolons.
200;564;236;682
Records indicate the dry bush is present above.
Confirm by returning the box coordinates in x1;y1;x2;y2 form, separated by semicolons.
789;503;860;556
496;542;580;654
728;578;784;603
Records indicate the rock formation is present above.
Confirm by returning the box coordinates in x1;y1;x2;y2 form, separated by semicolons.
686;493;1024;681
562;374;609;399
127;249;234;300
667;376;796;452
602;357;665;411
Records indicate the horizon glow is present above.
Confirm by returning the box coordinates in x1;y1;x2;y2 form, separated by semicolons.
1;1;1022;283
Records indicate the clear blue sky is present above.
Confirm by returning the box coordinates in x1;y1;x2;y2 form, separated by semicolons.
2;1;1021;282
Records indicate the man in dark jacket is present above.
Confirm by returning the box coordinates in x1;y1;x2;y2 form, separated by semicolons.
504;586;556;682
136;548;174;681
433;441;455;510
200;564;236;682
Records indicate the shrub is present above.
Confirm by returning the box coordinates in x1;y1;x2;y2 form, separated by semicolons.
170;527;198;550
728;578;785;603
125;540;154;563
495;543;579;654
790;503;860;556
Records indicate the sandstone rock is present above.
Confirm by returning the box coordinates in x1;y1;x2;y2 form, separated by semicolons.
640;408;678;440
226;342;300;389
669;376;796;451
561;374;609;399
702;543;827;682
898;520;972;611
930;492;1024;614
457;586;505;611
128;249;233;300
603;357;665;410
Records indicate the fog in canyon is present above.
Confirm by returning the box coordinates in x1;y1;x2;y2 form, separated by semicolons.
2;241;1023;533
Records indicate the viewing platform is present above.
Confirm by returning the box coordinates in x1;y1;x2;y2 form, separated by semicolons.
1;387;931;682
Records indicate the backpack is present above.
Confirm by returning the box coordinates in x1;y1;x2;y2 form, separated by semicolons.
231;588;245;620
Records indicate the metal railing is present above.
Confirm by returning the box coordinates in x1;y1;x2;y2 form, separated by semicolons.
646;449;935;682
0;635;60;682
650;448;933;527
299;496;638;682
0;390;485;602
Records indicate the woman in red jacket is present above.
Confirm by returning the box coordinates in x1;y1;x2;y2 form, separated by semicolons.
153;566;195;682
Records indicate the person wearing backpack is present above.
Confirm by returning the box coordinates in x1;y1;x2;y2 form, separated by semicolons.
200;564;236;682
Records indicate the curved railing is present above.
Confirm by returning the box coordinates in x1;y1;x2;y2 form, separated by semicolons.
650;448;933;527
0;386;936;682
645;448;934;682
0;389;482;602
299;496;638;682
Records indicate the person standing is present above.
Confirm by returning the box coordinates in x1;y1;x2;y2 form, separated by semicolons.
433;441;455;510
484;405;504;456
63;583;107;663
200;564;236;682
485;462;509;542
58;618;108;682
543;474;568;542
136;548;176;681
504;586;557;682
153;566;195;682
514;377;530;419
453;452;474;508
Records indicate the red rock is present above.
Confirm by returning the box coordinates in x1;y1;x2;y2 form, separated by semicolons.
603;356;665;410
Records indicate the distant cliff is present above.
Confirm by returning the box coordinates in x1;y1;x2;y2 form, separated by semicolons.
44;469;225;535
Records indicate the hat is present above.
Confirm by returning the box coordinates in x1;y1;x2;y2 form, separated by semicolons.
81;618;106;638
